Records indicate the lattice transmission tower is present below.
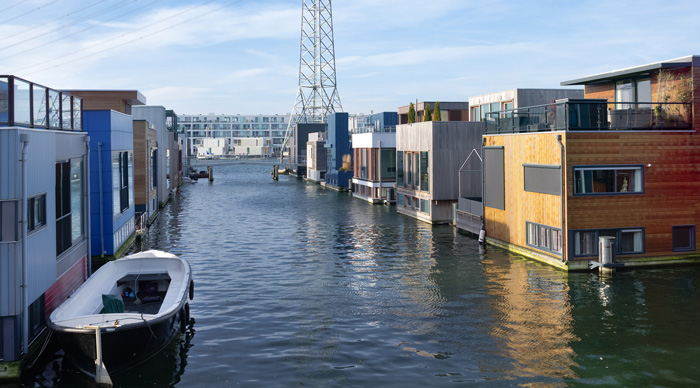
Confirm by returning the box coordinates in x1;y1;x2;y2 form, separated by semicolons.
281;0;342;162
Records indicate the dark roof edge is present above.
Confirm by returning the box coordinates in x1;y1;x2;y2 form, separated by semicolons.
560;55;698;86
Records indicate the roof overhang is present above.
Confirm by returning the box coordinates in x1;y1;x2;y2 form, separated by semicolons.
561;55;699;86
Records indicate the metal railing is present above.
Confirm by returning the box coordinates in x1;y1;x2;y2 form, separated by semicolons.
0;75;83;131
485;100;692;134
351;125;396;134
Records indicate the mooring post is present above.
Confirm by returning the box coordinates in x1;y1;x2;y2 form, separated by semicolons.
208;166;214;182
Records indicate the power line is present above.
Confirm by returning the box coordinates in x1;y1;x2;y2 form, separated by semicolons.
1;0;163;62
0;0;126;49
0;0;59;25
0;0;31;14
21;0;243;77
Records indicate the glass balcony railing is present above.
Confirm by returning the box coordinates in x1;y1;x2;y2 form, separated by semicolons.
0;75;82;131
485;99;692;134
351;125;396;134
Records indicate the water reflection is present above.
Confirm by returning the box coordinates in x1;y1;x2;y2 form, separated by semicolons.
480;250;579;383
18;163;700;387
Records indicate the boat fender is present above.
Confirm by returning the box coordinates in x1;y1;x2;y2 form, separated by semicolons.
180;308;187;334
189;280;194;300
478;227;486;244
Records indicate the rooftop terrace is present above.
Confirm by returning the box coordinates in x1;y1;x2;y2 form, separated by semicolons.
0;75;82;131
485;98;691;134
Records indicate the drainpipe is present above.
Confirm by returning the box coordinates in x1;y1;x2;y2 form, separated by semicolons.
84;137;92;275
19;133;29;353
98;142;105;258
557;134;566;261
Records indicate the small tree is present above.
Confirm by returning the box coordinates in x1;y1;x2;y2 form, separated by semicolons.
433;101;441;121
339;154;353;172
424;102;432;122
408;102;416;123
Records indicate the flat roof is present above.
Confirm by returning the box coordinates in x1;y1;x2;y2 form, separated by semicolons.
561;55;699;86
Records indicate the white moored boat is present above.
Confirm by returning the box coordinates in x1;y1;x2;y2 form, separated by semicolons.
48;250;194;384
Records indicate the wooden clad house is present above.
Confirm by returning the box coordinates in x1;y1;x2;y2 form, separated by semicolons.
482;55;700;270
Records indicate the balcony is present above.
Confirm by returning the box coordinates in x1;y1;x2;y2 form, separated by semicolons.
0;75;83;131
351;125;396;134
485;98;692;134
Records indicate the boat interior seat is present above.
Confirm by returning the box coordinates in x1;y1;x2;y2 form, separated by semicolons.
100;294;125;314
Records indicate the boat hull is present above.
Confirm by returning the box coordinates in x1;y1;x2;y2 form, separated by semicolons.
55;304;188;376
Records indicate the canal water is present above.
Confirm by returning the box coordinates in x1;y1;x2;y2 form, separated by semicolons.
13;163;700;387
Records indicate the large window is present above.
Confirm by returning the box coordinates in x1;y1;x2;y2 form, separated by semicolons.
56;161;72;255
420;151;429;192
673;225;695;252
526;222;562;254
616;78;651;109
405;152;412;188
360;149;367;179
573;228;644;257
573;166;643;195
28;194;46;233
380;149;396;180
112;151;133;215
28;294;45;341
420;199;429;214
70;160;83;242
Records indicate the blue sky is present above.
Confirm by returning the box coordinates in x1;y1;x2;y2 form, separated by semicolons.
1;0;699;115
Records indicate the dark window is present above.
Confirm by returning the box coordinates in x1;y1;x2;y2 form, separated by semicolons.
120;152;129;212
397;152;404;187
28;294;45;341
406;153;412;188
28;194;46;233
151;149;158;190
56;161;72;255
526;221;562;254
572;228;644;257
420;151;429;192
673;225;695;252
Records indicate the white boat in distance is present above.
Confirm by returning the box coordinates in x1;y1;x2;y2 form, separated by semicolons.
48;250;194;381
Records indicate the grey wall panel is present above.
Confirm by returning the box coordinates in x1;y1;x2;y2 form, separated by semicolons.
0;129;18;200
524;164;561;195
0;243;20;316
484;147;505;210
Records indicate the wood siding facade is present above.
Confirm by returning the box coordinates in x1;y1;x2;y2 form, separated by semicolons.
484;57;700;268
483;132;564;260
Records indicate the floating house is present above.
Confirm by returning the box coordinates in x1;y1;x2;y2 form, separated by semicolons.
455;89;584;234
0;76;88;376
83;110;136;258
132;106;174;207
396;119;485;224
324;112;352;190
69;90;146;258
351;111;398;203
132;120;158;226
398;101;469;124
306;132;327;183
289;123;326;177
482;55;700;270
